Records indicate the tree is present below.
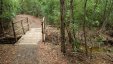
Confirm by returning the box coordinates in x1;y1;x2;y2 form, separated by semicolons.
0;0;4;35
60;0;66;53
70;0;74;23
83;0;88;56
70;0;75;51
101;0;113;31
0;0;3;15
101;0;108;31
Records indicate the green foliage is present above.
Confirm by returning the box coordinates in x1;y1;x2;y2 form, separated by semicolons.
0;0;20;21
40;0;60;26
73;39;80;52
19;0;43;17
1;0;113;27
96;35;104;45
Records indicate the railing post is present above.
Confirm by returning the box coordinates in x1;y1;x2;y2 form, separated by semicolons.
42;21;44;42
42;17;45;42
11;21;17;42
26;17;30;31
21;20;25;34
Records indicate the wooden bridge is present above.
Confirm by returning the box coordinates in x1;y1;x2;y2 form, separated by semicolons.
0;15;46;64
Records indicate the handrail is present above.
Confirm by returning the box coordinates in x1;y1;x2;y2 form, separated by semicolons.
12;17;30;42
42;17;45;42
43;17;45;22
0;16;30;43
13;17;27;24
15;24;29;32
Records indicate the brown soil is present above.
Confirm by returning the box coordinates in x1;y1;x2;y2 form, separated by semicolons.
16;14;42;28
37;42;68;64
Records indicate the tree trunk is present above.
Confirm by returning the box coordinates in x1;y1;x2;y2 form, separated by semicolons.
70;0;75;51
70;0;74;23
101;0;108;31
0;0;3;15
101;0;113;31
83;0;88;56
0;0;4;35
60;0;66;53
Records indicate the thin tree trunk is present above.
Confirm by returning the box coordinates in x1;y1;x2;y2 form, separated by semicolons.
0;0;5;37
70;0;75;51
101;0;113;31
70;0;76;39
60;0;66;53
89;0;98;59
70;0;74;23
83;0;88;56
0;0;3;15
0;0;3;31
101;0;108;31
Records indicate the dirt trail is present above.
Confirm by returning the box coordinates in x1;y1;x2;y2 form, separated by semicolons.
16;14;42;28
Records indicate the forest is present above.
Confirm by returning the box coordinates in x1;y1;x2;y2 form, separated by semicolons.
0;0;113;64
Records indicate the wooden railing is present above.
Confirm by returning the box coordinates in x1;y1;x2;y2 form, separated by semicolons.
12;17;30;42
42;17;46;42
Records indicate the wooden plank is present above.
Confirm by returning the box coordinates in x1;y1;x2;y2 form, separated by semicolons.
21;20;25;34
13;18;26;24
11;21;17;42
15;24;29;32
23;24;29;28
15;27;23;32
26;17;30;31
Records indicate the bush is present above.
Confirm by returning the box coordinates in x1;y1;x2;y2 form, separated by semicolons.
0;0;20;21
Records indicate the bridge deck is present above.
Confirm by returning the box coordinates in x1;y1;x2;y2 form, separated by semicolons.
12;28;42;64
16;28;42;45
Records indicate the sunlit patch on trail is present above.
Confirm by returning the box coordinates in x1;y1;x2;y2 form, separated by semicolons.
15;28;42;45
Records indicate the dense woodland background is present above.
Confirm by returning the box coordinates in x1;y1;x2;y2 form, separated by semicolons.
1;0;113;27
1;0;113;28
